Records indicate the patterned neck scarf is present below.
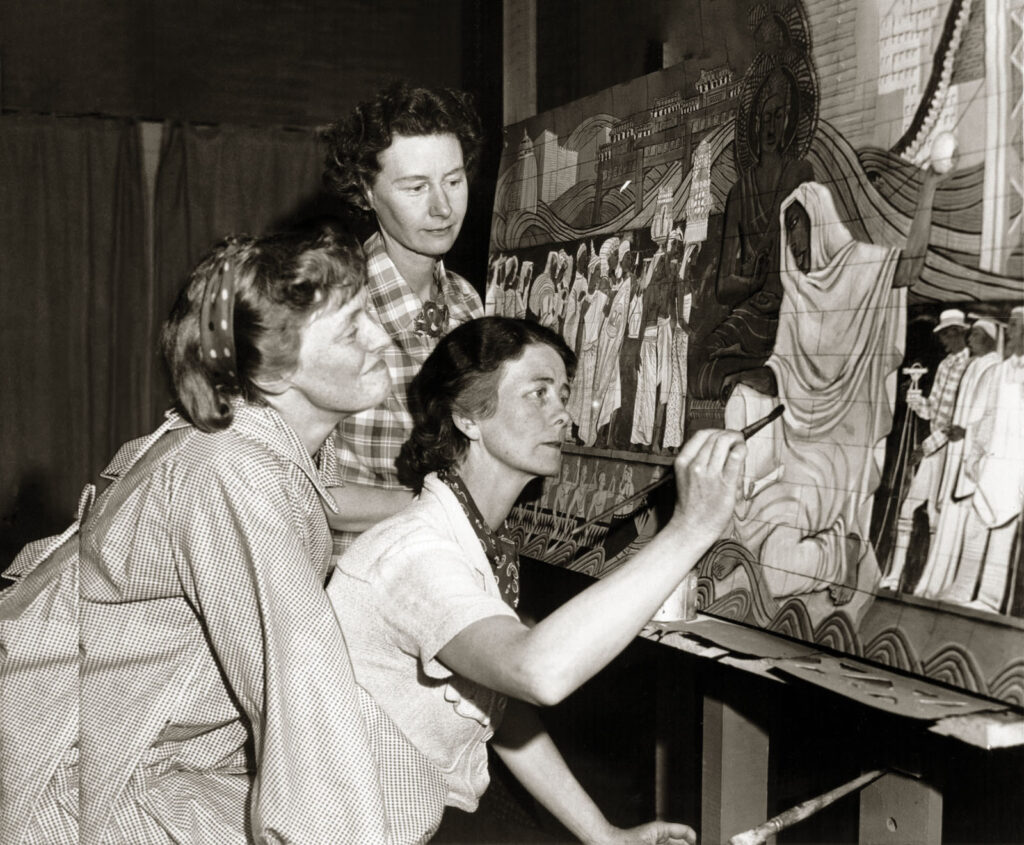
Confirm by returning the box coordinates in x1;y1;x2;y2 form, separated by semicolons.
412;267;450;338
438;470;520;608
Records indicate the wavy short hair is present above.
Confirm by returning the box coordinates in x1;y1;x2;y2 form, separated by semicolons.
396;317;576;493
321;81;483;218
161;223;365;432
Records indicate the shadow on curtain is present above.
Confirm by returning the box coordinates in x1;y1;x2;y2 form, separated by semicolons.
1;118;357;570
0;115;148;569
151;122;349;424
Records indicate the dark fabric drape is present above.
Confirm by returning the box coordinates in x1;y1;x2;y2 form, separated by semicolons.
151;122;330;424
0;115;148;565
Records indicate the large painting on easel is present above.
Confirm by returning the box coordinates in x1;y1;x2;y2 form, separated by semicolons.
490;0;1024;707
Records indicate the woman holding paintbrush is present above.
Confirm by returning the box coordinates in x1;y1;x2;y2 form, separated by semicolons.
328;316;745;843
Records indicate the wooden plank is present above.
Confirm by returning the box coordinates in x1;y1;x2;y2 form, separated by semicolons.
644;616;1024;750
929;709;1024;750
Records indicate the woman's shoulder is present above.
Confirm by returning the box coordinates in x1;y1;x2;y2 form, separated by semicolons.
357;491;456;551
110;411;304;511
339;486;468;576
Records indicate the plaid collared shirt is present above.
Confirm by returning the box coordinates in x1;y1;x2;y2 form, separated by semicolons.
333;231;482;550
917;346;970;455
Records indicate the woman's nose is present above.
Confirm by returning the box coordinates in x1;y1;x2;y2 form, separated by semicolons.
429;184;452;218
552;396;571;428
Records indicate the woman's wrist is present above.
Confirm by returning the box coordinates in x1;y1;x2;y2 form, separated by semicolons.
667;507;722;554
577;817;619;845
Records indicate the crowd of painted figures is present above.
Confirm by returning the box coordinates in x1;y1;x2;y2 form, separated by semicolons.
487;232;699;454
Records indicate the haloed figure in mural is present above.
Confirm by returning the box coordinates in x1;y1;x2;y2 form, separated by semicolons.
694;59;815;400
566;248;609;445
502;255;523;319
594;239;634;447
719;171;943;610
528;248;568;330
485;253;506;316
663;237;700;451
561;243;590;360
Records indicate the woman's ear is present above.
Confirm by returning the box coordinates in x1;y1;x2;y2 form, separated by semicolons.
252;371;291;396
360;180;376;214
451;412;480;441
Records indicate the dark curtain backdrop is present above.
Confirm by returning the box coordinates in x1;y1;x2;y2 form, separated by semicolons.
150;122;337;424
2;117;472;571
0;115;148;565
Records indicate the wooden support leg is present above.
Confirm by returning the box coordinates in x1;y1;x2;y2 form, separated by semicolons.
654;654;697;824
858;771;942;845
654;663;676;820
701;693;770;844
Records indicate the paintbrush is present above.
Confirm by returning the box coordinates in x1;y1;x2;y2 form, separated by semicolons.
566;405;785;536
728;769;887;845
740;403;784;439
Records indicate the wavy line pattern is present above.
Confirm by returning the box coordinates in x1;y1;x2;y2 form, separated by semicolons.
863;629;923;675
768;599;815;641
989;661;1024;707
698;574;1023;706
815;614;862;657
923;646;986;696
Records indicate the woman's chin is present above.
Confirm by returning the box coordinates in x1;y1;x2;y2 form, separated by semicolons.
540;451;564;477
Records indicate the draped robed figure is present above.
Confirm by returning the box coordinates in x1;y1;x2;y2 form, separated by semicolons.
724;182;905;615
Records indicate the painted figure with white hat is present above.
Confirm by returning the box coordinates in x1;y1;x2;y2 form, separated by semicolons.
913;316;1003;600
880;307;971;590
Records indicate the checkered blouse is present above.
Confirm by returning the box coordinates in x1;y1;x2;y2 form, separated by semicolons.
1;404;446;844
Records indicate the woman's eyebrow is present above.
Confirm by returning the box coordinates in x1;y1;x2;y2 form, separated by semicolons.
393;165;465;185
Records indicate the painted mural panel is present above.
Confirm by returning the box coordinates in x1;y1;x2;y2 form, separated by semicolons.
490;0;1024;706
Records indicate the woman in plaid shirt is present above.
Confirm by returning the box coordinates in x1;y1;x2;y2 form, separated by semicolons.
322;82;486;553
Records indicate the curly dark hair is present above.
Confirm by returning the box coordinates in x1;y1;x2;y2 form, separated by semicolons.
396;317;576;493
161;223;365;432
321;81;484;219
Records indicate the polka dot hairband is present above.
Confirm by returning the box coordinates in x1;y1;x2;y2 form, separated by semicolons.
199;257;239;389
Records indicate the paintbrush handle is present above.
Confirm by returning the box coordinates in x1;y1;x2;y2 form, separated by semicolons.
729;769;886;845
740;404;785;440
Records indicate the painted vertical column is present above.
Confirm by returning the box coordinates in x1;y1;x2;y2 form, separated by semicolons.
981;0;1024;274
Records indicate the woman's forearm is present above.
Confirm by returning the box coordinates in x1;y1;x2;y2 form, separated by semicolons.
441;517;704;707
510;519;699;704
492;698;616;844
326;484;414;532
